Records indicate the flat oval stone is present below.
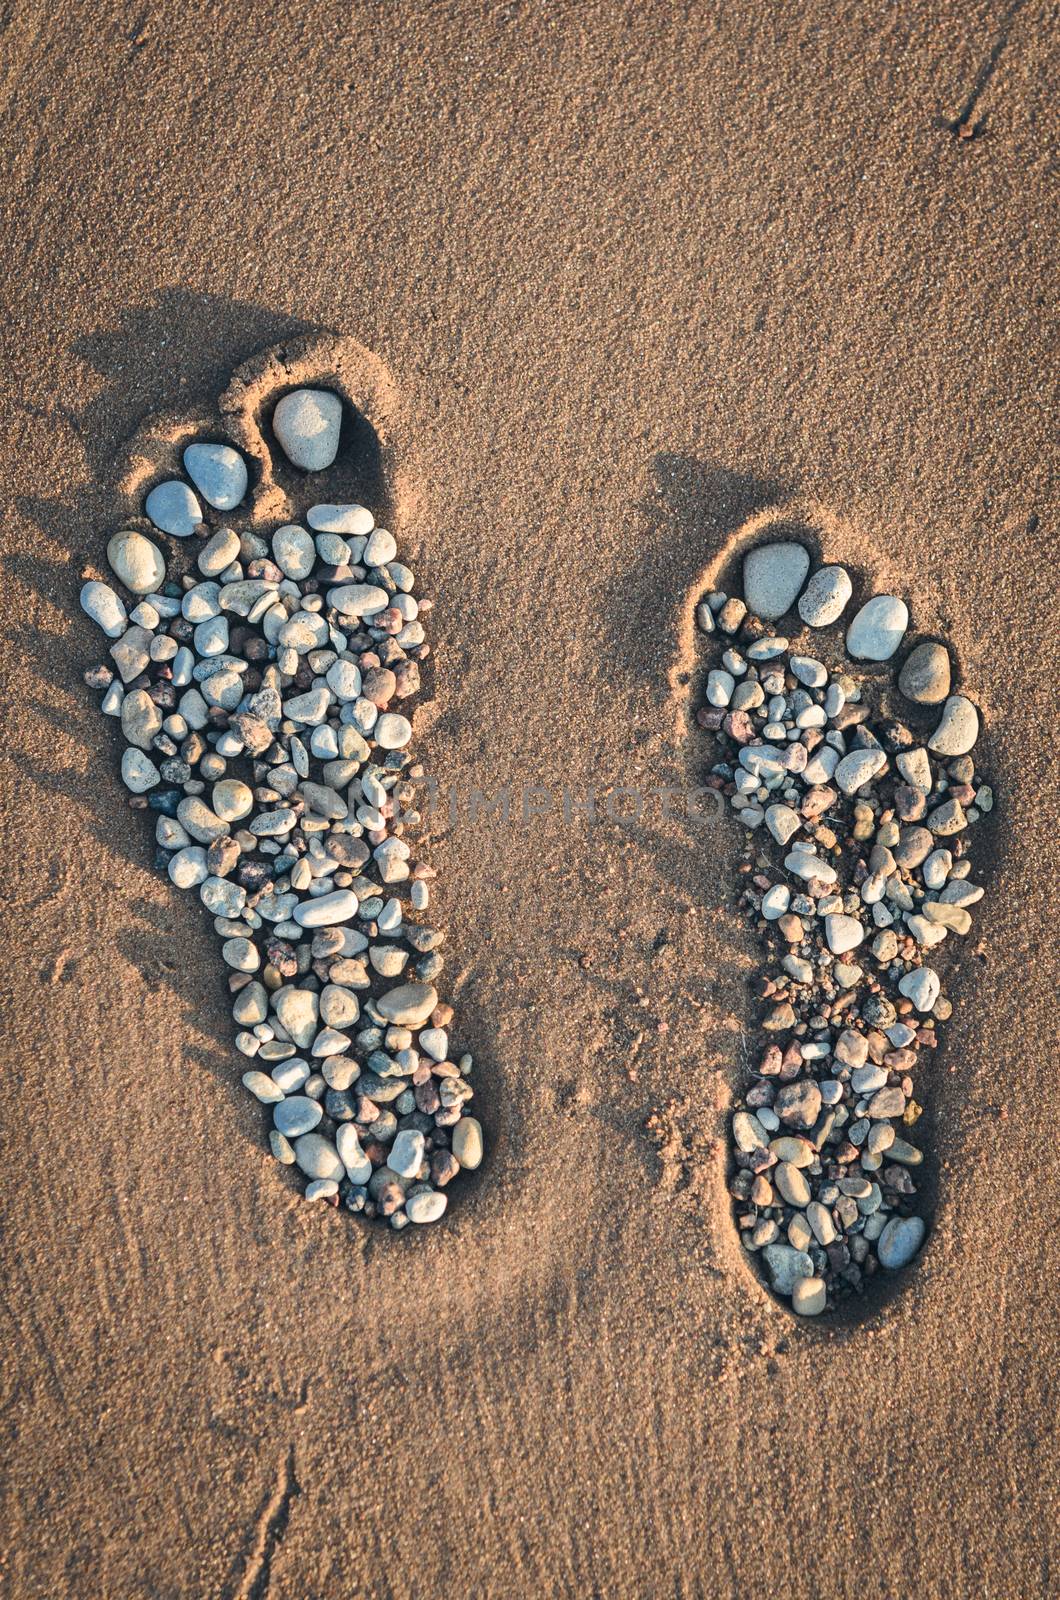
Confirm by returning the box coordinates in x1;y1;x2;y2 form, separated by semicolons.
742;541;811;620
928;695;979;756
798;564;852;627
81;581;128;638
197;526;242;577
145;480;202;537
183;442;247;510
120;688;162;750
273;1096;323;1137
406;1188;447;1224
283;688;332;724
307;503;374;535
732;1110;768;1151
177;796;229;844
775;1161;811;1207
389;1129;426;1178
242;1070;283;1103
292;890;359;927
273;389;342;471
375;982;438;1026
364;528;397;566
898;640;951;704
293;1131;345;1180
272;523;316;580
107;530;166;594
846;595;909;660
877;1214;926;1269
326;660;362;701
326;583;389;618
452;1116;483;1170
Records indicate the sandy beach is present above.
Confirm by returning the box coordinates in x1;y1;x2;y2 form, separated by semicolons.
1;2;1058;1595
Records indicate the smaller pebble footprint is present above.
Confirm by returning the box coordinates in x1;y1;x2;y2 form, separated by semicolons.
81;335;483;1226
693;531;991;1316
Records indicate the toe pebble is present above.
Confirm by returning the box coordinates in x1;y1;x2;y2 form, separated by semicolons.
183;442;248;510
846;595;909;660
742;541;811;620
928;695;979;756
797;564;852;627
273;389;343;471
145;480;202;537
107;530;166;594
898;640;951;704
877;1215;926;1269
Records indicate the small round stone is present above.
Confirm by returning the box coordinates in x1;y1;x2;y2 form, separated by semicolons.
272;389;343;471
107;530;166;594
273;1096;323;1137
272;523;316;580
197;526;242;577
212;779;254;822
877;1215;926;1269
742;541;811;620
183;442;248;510
898;966;941;1012
326;583;389;619
846;595;909;661
834;749;888;795
374;713;412;750
145;480;202;537
406;1188;448;1224
825;914;865;955
307;503;374;535
792;1277;827;1315
121;748;159;792
242;1070;283;1103
898;641;951;705
120;688;162;750
928;695;980;756
798;565;852;627
168;846;208;888
375;983;438;1026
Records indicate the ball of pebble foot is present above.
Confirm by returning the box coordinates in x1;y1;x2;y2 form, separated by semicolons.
272;389;343;471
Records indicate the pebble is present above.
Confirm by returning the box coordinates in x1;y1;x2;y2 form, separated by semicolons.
242;1070;284;1104
762;1244;813;1295
877;1215;926;1269
307;503;374;535
898;641;951;704
798;565;852;627
825;914;865;955
928;695;980;756
336;1124;372;1184
121;748;159;792
305;1179;339;1202
292;890;359;927
80;581;128;638
107;530;167;594
145;480;202;537
293;1132;345;1181
272;389;343;471
742;541;811;620
898;966;941;1012
453;1116;483;1169
791;1277;827;1315
389;1129;426;1178
183;442;247;510
834;749;887;794
327;583;389;619
273;1096;323;1137
272;523;316;580
197;526;242;577
120;688;162;750
845;595;909;660
406;1189;448;1224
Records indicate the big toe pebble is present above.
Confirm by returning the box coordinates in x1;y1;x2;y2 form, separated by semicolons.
742;541;811;620
183;442;248;510
798;564;852;627
145;480;202;537
273;388;343;471
846;595;909;660
107;530;166;594
928;695;979;756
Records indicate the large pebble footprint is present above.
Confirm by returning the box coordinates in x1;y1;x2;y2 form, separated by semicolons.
694;533;991;1316
81;337;483;1226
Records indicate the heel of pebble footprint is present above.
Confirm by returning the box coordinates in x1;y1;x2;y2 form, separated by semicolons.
81;337;483;1227
690;521;990;1316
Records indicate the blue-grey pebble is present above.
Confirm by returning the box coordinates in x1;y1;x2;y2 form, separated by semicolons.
145;479;202;537
273;1095;323;1137
183;442;248;510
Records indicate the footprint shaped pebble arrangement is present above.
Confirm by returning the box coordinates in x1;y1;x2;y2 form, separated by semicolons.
696;541;991;1316
81;387;483;1226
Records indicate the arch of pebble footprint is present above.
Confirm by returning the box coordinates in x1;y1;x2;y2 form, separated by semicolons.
695;537;990;1316
81;380;483;1227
